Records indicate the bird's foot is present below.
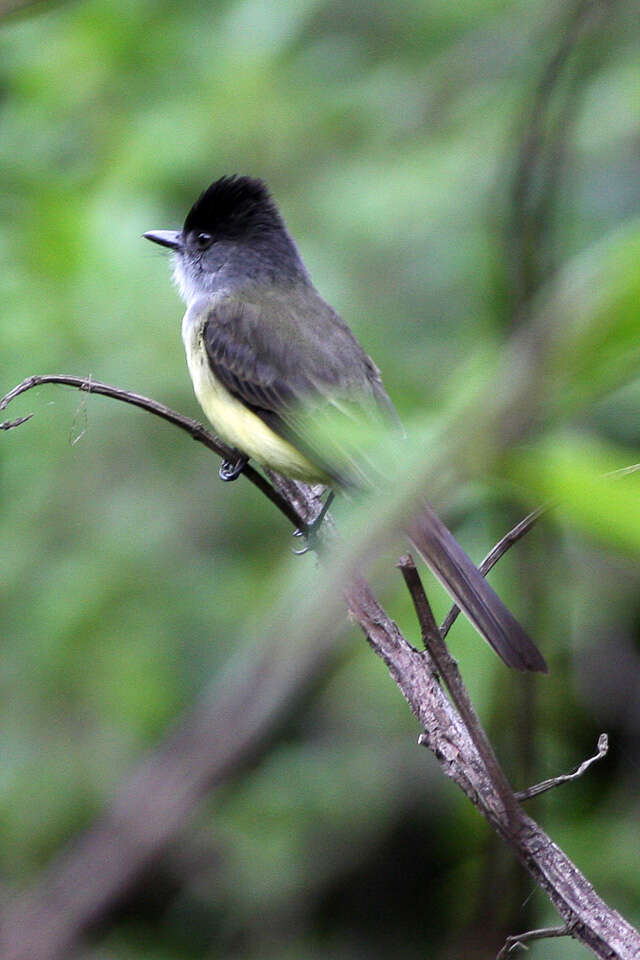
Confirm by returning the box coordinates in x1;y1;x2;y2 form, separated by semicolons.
292;526;314;555
292;491;335;555
219;454;248;482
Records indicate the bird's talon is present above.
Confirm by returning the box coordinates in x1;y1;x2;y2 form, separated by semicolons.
291;523;313;554
291;491;335;556
291;541;311;556
219;455;248;482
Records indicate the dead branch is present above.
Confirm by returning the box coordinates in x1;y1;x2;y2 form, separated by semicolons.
0;414;33;430
350;575;639;959
398;554;520;828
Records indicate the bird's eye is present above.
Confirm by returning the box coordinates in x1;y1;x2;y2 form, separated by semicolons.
195;232;213;249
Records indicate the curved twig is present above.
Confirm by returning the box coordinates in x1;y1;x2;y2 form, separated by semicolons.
0;374;303;528
516;734;609;802
1;413;33;430
496;923;572;959
440;504;549;639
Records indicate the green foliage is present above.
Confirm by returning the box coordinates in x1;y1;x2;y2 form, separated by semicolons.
544;224;640;416
511;435;640;553
1;0;640;957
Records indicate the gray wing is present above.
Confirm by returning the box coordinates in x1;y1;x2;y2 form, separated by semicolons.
409;507;548;672
202;292;400;485
203;294;546;672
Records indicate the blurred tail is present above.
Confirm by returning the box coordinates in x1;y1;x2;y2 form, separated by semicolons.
407;502;548;673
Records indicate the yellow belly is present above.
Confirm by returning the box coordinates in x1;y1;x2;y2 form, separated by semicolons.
185;338;323;482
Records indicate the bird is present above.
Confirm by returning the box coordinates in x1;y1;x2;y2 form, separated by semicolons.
144;175;547;673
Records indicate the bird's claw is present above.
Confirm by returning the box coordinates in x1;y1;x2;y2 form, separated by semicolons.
291;491;335;556
291;525;315;555
219;455;248;482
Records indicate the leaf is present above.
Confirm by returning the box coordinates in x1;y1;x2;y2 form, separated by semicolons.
543;223;640;416
509;434;640;554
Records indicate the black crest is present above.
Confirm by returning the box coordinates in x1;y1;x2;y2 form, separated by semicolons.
183;175;283;240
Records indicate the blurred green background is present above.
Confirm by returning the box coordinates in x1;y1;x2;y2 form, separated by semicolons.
2;0;640;957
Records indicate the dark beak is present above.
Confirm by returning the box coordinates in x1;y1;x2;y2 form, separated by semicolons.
143;230;183;251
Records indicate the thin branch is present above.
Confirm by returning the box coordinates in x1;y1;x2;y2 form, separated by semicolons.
516;734;609;802
439;458;640;641
0;374;303;529
496;923;571;959
607;463;640;478
1;414;33;430
398;554;521;828
440;504;550;640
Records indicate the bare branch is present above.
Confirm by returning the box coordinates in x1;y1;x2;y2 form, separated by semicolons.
0;374;303;529
398;554;521;828
516;734;609;802
439;461;639;641
607;463;640;478
352;577;640;959
496;923;572;959
438;456;640;644
0;414;33;430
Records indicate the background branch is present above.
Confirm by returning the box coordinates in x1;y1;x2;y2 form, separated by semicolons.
508;0;616;319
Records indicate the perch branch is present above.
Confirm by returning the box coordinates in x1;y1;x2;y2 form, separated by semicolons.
398;554;521;828
350;576;639;959
0;374;303;529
